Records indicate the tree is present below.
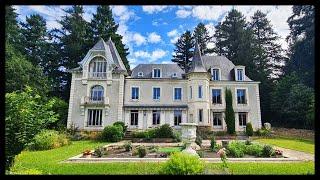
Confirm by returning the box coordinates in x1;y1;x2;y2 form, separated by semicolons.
5;6;22;50
5;87;58;169
90;5;130;72
225;88;235;134
193;23;213;55
285;5;315;88
171;30;194;73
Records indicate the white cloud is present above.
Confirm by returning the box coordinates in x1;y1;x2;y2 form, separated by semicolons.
112;5;135;22
170;36;179;44
162;61;174;64
205;23;216;37
142;6;169;14
134;49;168;62
191;6;231;21
132;33;147;46
176;9;191;18
148;32;161;43
167;29;178;37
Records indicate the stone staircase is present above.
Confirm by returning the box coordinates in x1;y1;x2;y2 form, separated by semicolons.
123;130;134;140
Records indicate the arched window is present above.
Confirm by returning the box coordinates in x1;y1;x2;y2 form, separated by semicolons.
89;57;107;78
90;85;104;101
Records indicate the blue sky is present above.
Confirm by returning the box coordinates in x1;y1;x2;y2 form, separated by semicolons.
14;5;292;68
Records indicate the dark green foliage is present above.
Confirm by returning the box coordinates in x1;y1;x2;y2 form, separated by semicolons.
27;130;70;151
137;146;147;158
246;122;254;136
225;89;235;134
171;30;194;73
160;152;204;175
5;6;22;50
256;127;271;137
93;146;106;157
245;140;252;145
197;150;204;158
48;97;68;129
244;143;264;157
123;141;132;152
5;87;58;169
173;130;182;142
113;121;127;132
155;124;174;138
193;23;213;55
262;145;275;157
210;136;216;152
102;125;124;142
226;141;245;158
195;135;202;146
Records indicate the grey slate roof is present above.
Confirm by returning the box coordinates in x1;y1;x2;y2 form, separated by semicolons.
130;64;185;78
189;41;207;73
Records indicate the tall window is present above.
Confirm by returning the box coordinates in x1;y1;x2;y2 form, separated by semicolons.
238;112;247;127
174;88;182;100
237;69;244;81
131;87;139;100
211;69;220;80
212;89;222;104
190;86;192;99
213;113;222;127
174;110;182;126
198;85;203;99
130;110;138;125
153;87;160;100
90;85;104;101
153;68;161;78
152;110;160;125
237;89;246;104
89;57;107;78
198;109;203;122
87;109;102;126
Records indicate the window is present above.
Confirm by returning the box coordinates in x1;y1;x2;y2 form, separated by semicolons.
237;69;244;81
172;73;177;78
174;88;182;100
190;86;192;99
238;113;247;127
89;57;107;78
212;89;222;104
174;110;182;126
130;110;138;125
213;113;222;126
153;68;161;78
198;85;203;99
138;72;144;77
237;89;246;104
131;87;139;100
211;69;220;80
87;109;102;126
152;110;160;125
90;85;104;101
198;109;203;122
153;87;160;100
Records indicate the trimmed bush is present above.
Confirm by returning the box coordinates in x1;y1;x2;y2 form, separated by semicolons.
113;121;127;132
155;124;174;138
256;127;271;137
137;146;147;158
160;152;204;175
93;146;106;157
28;130;70;151
132;131;147;138
244;144;264;157
102;125;124;142
262;145;275;157
226;141;245;158
210;136;216;152
246;122;254;136
146;128;157;139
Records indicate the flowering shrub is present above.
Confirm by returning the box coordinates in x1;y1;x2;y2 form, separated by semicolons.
217;148;228;168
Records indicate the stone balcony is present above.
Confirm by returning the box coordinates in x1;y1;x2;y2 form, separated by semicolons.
80;96;109;106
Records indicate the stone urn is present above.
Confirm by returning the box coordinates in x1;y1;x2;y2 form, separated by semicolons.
180;123;200;156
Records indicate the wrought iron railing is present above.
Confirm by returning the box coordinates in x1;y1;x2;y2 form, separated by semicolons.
88;72;107;79
83;96;105;104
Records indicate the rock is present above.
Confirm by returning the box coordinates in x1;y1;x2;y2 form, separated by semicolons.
264;123;271;130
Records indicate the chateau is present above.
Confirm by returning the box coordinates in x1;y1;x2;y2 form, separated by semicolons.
67;38;262;131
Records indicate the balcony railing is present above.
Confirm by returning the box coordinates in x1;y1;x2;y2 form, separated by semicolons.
88;72;107;79
82;96;105;105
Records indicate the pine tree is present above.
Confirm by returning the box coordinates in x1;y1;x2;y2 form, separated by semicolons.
5;6;22;50
193;23;213;55
90;5;130;72
171;30;194;73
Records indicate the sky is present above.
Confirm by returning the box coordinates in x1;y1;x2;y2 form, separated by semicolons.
14;5;293;69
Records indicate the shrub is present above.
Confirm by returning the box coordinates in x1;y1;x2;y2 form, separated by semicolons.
244;144;264;157
137;146;147;158
262;145;275;157
173;130;182;142
155;124;174;138
146;128;156;139
132;131;147;138
123;141;132;152
102;125;124;142
160;152;204;175
113;121;127;132
226;141;245;158
28;130;70;151
245;122;254;136
195;135;202;146
245;139;252;145
256;127;271;137
210;136;216;151
93;146;106;157
197;151;204;158
225;88;235;134
214;131;228;136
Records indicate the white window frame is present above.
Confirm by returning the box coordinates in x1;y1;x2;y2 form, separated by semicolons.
211;68;221;81
198;85;203;99
235;87;249;106
172;73;177;78
152;110;161;125
234;67;245;81
174;110;182;126
86;109;103;127
198;109;203;122
137;72;144;77
238;112;247;127
90;85;104;101
152;68;161;78
211;88;222;104
152;86;161;101
130;110;139;126
173;87;183;101
212;112;223;128
131;86;140;101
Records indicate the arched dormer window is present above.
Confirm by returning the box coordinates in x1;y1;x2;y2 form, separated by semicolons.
90;85;104;102
89;57;107;78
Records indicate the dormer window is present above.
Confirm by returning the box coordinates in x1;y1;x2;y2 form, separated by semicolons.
237;69;244;81
89;57;107;79
138;72;144;77
172;73;177;78
211;68;220;81
153;68;161;78
234;66;245;81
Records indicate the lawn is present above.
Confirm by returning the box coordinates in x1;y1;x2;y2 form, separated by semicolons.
10;140;314;175
254;136;314;154
157;147;183;154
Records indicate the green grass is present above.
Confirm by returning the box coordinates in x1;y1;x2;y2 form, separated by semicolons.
157;147;183;154
10;140;314;175
255;137;314;154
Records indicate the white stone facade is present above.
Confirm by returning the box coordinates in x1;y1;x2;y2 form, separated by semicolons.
67;38;262;132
